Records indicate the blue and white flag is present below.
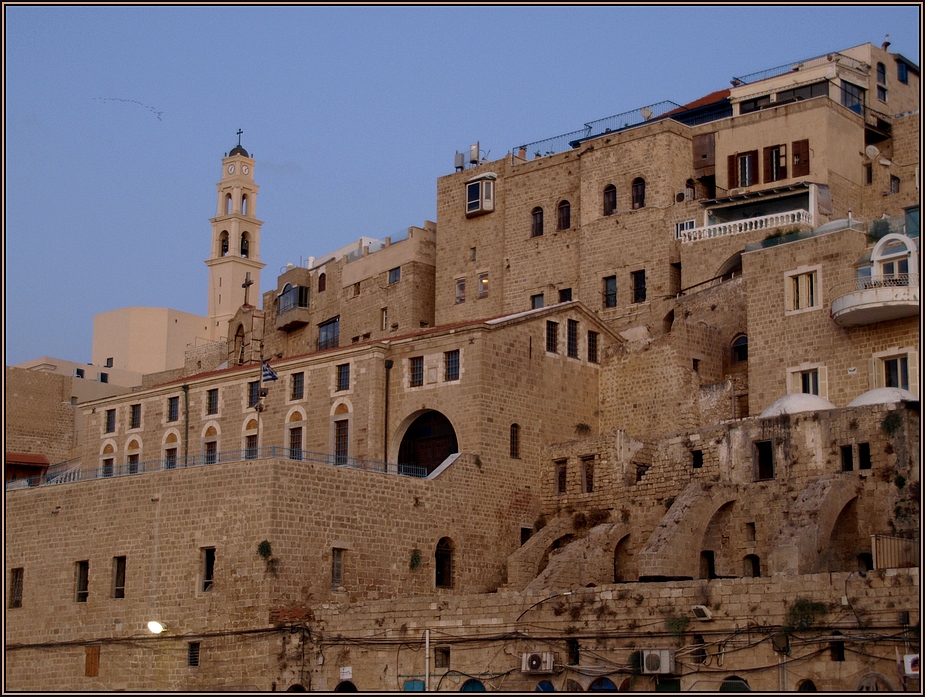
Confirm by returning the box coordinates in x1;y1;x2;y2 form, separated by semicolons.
262;361;279;382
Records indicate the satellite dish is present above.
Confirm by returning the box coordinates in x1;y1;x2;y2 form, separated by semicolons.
865;145;881;160
641;107;653;121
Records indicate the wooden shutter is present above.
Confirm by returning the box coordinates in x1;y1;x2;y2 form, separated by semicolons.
85;645;100;677
792;139;809;177
693;133;715;175
763;146;773;183
728;155;738;189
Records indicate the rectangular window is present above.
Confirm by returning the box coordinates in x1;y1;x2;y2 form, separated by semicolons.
631;270;647;304
786;270;819;311
289;426;303;461
864;163;873;185
352;282;360;298
692;450;703;469
531;293;544;309
674;219;696;238
740;95;770;113
167;396;179;422
890;176;900;194
410;357;424;387
85;645;100;677
10;567;23;608
841;445;854;472
188;642;201;668
129;404;141;429
737;150;758;187
558;287;572;303
291;372;304;400
444;350;460;381
127;453;139;475
587;331;599;363
105;409;116;433
331;548;345;590
466;178;493;215
112;556;126;599
201;548;215;592
204;441;217;465
755;441;774;480
248;380;260;408
858;442;872;470
555;460;567;495
567;319;579;358
763;144;787;182
388;266;401;284
381;308;388;331
581;457;595;493
434;647;451;669
165;448;177;470
75;560;89;602
478;272;489;298
206;389;219;415
102;457;114;477
884;356;909;390
75;368;85;378
245;434;258;460
105;357;113;367
336;364;350;392
318;317;340;351
898;61;909;84
877;85;888;102
455;278;466;304
546;321;559;353
841;81;864;114
603;276;617;308
99;372;108;384
334;420;349;464
800;369;819;395
791;139;810;177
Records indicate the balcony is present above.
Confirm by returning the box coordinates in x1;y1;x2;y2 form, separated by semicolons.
831;274;919;326
678;209;812;243
275;284;310;331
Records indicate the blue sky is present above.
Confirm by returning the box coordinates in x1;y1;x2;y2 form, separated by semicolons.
5;5;920;366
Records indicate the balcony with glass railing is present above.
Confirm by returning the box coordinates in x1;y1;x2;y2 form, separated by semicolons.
275;284;311;331
831;273;919;326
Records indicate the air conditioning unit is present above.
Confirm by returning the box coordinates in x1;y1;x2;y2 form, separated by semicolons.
728;188;741;196
641;649;675;675
521;652;557;674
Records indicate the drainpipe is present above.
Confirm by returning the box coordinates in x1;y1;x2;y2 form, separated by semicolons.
424;629;430;692
182;385;190;465
383;360;393;468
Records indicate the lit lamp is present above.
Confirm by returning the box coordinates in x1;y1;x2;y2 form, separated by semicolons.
147;621;166;634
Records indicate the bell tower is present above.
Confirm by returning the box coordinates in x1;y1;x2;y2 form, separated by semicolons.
205;132;266;341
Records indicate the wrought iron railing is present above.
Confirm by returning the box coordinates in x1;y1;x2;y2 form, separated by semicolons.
829;273;919;298
678;210;812;243
731;51;868;86
5;447;427;490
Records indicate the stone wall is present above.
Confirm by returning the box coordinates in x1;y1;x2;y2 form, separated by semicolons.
4;366;77;463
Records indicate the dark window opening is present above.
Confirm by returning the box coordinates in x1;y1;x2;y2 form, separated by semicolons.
559;287;572;303
635;463;650;483
206;389;219;415
388;266;401;284
858;442;871;470
567;320;579;358
202;548;215;592
113;556;126;599
744;554;761;578
587;331;599;363
520;527;532;545
434;646;450;669
10;568;23;608
546;321;559;353
555;460;567;494
510;423;520;458
692;450;703;469
603;276;617;308
830;633;845;661
755;440;774;480
435;538;454;589
76;560;89;602
248;380;260;408
245;434;258;460
291;372;304;400
318;273;326;293
531;293;544;310
188;642;201;667
631;178;646;209
841;445;854;472
567;638;580;666
167;396;179;422
318;317;340;351
105;409;116;433
410;356;424;387
334;420;349;464
331;548;344;590
336;364;350;391
444;350;460;381
732;335;748;363
693;635;707;664
603;185;617;215
631;270;646;304
130;404;141;429
582;457;595;493
700;551;716;580
557;200;571;230
531;207;544;237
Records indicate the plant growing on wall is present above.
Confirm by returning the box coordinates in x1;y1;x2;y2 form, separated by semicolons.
257;540;279;576
574;422;591;436
409;549;422;570
881;411;903;436
665;612;689;637
785;598;828;630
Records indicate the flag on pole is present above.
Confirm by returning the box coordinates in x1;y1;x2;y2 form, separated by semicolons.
262;361;279;382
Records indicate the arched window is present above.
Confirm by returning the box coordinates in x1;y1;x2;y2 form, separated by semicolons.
603;185;617;216
460;680;485;692
126;439;141;474
632;178;646;209
871;234;917;285
318;273;327;292
719;676;749;692
240;232;249;258
531;207;544;237
732;335;748;363
510;423;520;458
830;631;845;661
225;194;232;215
744;554;761;578
220;231;229;257
557;200;571;230
796;679;817;692
288;411;304;461
435;537;454;588
241;194;248;216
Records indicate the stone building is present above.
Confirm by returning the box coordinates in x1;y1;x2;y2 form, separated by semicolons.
5;41;920;692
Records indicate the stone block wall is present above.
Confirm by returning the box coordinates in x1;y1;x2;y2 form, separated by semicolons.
5;366;77;463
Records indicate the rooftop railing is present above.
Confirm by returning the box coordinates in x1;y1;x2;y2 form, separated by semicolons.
5;447;427;490
679;209;812;243
732;51;868;86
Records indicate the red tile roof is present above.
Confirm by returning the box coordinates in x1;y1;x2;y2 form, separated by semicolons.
5;452;51;467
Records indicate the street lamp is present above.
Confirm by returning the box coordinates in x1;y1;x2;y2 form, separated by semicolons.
147;621;166;634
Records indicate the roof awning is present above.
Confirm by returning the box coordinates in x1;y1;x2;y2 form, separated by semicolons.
702;182;811;209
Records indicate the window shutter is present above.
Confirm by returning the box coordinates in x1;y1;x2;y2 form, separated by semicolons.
792;140;809;177
728;155;737;189
763;147;773;183
85;645;100;677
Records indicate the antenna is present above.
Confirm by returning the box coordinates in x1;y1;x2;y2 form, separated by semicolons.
865;145;880;160
641;107;653;121
469;142;480;165
454;152;465;171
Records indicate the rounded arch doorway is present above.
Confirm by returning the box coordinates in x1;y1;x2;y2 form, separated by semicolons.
397;410;458;476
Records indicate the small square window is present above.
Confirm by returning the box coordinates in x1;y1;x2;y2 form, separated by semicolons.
559;288;572;303
434;647;450;669
75;368;85;379
531;293;544;310
105;357;113;368
389;267;401;284
99;372;108;383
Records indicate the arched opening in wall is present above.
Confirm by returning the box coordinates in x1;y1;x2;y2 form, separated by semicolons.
334;681;358;692
531;207;544;237
435;537;454;589
243;419;259;460
126;439;141;474
557;200;571;230
699;551;716;580
613;534;632;582
234;325;246;365
241;194;248;217
225;194;232;215
731;334;748;364
203;425;219;464
716;251;743;281
240;232;250;258
719;675;750;692
286;685;307;691
700;501;735;578
855;673;894;691
743;554;761;578
537;534;576;576
566;679;585;691
631;178;646;209
318;273;327;292
692;634;707;664
164;432;179;469
288;411;304;461
461;679;486;691
857;552;873;573
826;497;864;573
219;230;230;256
101;443;116;477
588;677;617;691
535;679;555;691
397;410;458;476
796;679;817;691
603;184;617;216
662;310;675;335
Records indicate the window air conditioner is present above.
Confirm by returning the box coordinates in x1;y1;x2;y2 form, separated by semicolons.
675;190;693;203
521;652;556;674
641;649;675;675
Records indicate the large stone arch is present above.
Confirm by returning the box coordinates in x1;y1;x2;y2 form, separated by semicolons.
637;482;739;580
524;523;634;592
505;516;576;591
769;475;860;575
395;410;458;475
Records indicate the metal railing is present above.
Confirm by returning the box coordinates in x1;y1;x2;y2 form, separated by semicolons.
829;273;919;298
678;210;812;243
5;447;427;490
732;51;868;86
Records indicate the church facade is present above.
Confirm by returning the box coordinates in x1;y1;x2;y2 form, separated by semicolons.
5;41;920;691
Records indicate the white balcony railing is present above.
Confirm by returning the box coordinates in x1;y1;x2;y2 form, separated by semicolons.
678;209;813;243
830;274;919;326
